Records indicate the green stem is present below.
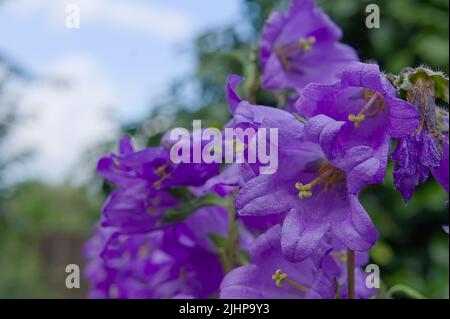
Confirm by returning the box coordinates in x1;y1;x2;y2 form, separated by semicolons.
224;189;239;273
347;249;355;299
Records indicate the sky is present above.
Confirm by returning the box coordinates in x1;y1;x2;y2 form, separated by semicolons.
0;0;241;184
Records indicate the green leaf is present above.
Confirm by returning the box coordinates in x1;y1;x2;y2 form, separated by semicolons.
167;187;195;201
163;194;229;223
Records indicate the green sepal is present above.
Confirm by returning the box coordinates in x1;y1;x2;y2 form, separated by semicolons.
394;66;449;103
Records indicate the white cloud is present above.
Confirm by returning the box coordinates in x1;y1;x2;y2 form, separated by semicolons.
5;0;196;40
8;55;119;184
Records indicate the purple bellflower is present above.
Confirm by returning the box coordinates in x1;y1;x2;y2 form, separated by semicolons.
85;206;237;299
226;75;378;263
391;69;449;200
97;136;219;233
260;0;358;91
220;225;336;299
220;225;377;299
296;62;419;192
392;130;445;200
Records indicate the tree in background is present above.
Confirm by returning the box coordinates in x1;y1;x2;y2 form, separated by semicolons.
0;46;101;299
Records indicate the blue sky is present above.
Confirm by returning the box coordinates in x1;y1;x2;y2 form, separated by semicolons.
0;0;241;183
0;0;241;120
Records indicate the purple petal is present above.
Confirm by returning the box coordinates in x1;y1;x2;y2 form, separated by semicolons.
431;133;449;193
225;74;243;114
340;62;384;93
393;131;442;201
331;194;378;252
281;208;330;262
388;97;419;138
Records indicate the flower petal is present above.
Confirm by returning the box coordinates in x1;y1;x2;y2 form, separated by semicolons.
225;74;243;114
281;208;330;263
388;97;419;138
331;194;378;252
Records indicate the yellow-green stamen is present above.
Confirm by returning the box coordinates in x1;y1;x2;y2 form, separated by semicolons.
153;163;172;190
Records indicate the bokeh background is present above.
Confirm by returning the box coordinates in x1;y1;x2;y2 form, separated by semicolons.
0;0;448;298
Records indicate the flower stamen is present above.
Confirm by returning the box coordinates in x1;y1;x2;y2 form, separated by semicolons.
155;163;170;177
153;163;173;190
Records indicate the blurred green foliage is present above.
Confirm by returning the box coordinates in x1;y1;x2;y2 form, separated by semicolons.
0;0;448;298
0;182;101;298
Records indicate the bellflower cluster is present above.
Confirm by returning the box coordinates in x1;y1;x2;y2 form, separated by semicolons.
220;225;377;299
86;206;233;299
87;0;448;299
97;135;219;233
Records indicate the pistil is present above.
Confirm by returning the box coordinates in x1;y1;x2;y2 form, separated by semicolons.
295;164;343;199
299;36;316;52
348;90;386;128
275;36;316;71
272;269;309;293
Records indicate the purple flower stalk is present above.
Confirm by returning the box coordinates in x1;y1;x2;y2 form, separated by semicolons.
260;0;358;91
